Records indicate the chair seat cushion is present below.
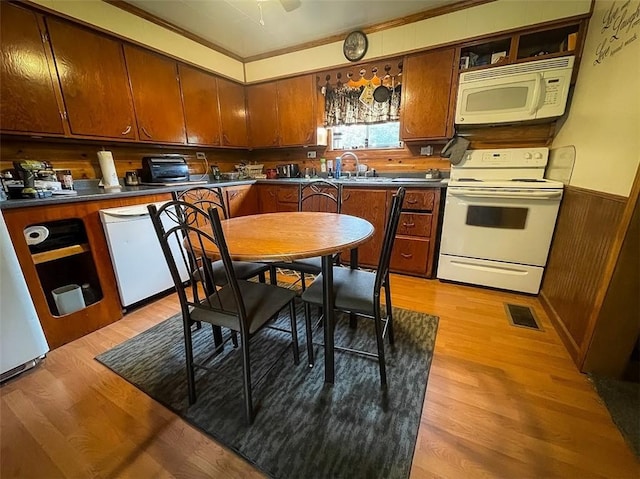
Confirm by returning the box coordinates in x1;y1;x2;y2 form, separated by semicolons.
271;255;340;274
301;267;376;315
194;260;270;286
191;280;296;334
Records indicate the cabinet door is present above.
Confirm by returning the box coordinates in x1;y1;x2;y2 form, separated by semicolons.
341;188;388;267
246;82;279;148
46;18;136;139
225;185;259;218
0;4;64;135
401;48;455;140
257;185;278;213
277;75;317;146
218;77;248;147
124;45;186;144
179;64;221;146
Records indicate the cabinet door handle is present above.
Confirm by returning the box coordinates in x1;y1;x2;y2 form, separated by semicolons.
402;222;415;228
229;192;239;199
406;199;418;204
401;253;413;259
141;126;152;138
121;125;131;135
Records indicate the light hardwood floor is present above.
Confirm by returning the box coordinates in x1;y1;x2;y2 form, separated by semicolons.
2;275;638;478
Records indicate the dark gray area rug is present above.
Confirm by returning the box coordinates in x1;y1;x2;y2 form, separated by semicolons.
96;302;439;479
589;374;640;459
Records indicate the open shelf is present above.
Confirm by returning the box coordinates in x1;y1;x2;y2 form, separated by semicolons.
32;243;90;264
458;21;582;73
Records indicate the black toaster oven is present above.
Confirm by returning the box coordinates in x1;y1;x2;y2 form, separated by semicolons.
141;155;190;184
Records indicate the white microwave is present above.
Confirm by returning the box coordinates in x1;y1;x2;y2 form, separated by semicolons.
455;56;574;125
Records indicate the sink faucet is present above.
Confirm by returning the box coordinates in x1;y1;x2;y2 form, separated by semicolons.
338;151;360;177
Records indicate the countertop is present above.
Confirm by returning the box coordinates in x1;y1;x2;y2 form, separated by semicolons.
0;176;448;210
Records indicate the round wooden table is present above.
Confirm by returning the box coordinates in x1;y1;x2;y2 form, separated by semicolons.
196;211;374;383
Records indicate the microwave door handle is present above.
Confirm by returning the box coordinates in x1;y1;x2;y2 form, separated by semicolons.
450;189;563;199
529;73;544;115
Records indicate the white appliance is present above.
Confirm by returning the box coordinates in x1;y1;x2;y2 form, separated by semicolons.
100;202;189;308
437;147;563;294
0;210;49;382
455;56;574;125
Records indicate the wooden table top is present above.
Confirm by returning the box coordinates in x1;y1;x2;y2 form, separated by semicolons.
194;212;375;262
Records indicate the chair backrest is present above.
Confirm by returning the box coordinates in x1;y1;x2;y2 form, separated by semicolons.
148;200;244;324
298;180;342;213
172;186;228;228
374;187;406;295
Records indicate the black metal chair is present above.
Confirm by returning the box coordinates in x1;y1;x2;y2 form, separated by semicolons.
300;187;406;386
269;180;342;290
173;186;270;286
268;180;342;364
148;200;300;424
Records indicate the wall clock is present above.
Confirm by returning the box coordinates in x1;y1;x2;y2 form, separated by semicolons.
343;31;368;62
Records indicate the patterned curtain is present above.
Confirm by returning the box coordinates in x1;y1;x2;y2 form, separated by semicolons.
323;69;401;126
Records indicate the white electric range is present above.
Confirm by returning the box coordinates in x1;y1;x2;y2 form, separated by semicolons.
437;147;563;294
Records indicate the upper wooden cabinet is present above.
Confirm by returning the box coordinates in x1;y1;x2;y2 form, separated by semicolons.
247;74;320;148
246;82;279;148
179;64;221;146
46;18;137;140
277;75;318;146
0;3;65;135
123;45;186;144
400;47;456;141
217;77;248;147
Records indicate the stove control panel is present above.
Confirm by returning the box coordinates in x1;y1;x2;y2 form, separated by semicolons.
451;147;550;181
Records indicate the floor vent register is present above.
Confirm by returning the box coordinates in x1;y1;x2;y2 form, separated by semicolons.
505;303;542;331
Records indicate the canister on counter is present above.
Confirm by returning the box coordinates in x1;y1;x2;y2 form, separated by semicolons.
56;169;74;190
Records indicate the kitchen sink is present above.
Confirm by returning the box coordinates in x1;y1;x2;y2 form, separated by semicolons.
344;176;392;182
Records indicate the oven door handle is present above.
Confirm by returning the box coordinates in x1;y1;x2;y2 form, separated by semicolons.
449;189;563;200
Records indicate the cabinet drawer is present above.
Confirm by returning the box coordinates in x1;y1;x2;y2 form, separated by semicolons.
390;236;430;275
403;190;435;211
397;213;432;237
277;186;298;203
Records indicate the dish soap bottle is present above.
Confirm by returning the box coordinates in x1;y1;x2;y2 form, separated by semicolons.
320;158;327;173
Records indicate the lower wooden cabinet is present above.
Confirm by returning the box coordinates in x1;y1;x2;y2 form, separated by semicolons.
2;193;171;349
225;184;259;217
256;184;298;213
389;188;441;278
341;188;389;267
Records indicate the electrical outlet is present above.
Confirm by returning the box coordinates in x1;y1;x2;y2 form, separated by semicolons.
196;152;206;160
420;146;433;156
307;151;317;159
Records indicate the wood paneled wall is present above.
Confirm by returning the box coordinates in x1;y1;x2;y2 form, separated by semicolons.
1;121;556;180
540;185;627;367
0;138;249;180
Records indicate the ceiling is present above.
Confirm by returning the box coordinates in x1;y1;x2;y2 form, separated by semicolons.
121;0;464;60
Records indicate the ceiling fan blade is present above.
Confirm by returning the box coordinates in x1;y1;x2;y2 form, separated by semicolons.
279;0;301;12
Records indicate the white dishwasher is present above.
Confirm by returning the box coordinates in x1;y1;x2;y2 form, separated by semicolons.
99;201;189;309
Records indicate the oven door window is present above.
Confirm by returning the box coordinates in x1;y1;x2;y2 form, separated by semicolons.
466;205;528;229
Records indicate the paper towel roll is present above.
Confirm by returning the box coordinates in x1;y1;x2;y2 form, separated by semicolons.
97;151;119;188
24;225;49;245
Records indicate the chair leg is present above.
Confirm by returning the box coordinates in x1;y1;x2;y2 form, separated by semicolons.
304;301;314;367
384;280;395;345
372;303;388;387
258;271;266;283
269;265;277;285
240;334;253;425
183;315;197;404
289;301;300;365
301;273;306;291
